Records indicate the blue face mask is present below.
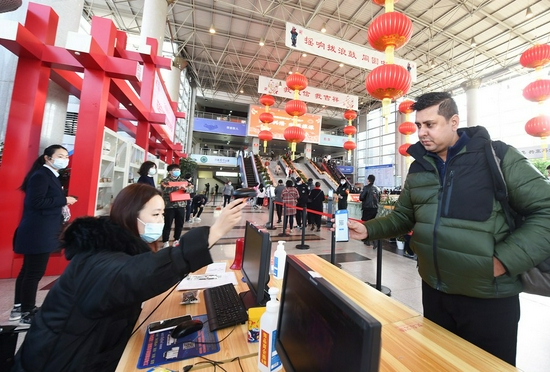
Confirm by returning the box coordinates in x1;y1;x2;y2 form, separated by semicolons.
137;218;163;243
172;171;181;177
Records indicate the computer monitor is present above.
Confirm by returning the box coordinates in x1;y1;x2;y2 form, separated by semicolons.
240;221;272;308
275;255;382;372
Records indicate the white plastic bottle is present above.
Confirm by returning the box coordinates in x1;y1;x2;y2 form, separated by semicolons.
273;241;286;280
258;288;282;372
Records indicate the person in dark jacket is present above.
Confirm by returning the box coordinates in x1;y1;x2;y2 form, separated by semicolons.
12;183;246;372
359;174;380;222
10;145;78;325
273;179;285;223
294;178;309;229
307;182;325;232
136;160;157;187
335;176;350;210
347;92;550;366
190;194;208;223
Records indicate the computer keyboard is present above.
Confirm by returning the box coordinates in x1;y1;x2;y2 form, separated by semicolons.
204;283;248;331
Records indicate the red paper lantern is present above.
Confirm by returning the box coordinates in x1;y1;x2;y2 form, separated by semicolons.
258;130;274;142
259;94;275;107
398;100;415;114
523;80;550;102
286;73;308;91
285;100;307;117
259;112;274;124
398;143;412;156
520;44;550;69
344;109;357;121
343;140;357;151
525;115;550;138
372;0;399;5
398;121;417;135
366;64;412;101
283;126;306;143
367;12;413;52
343;125;357;136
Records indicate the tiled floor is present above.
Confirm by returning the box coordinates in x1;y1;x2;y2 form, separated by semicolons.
1;205;550;371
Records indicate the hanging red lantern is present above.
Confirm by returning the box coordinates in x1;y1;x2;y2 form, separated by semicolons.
344;109;357;121
284;126;306;155
259;112;274;124
259;94;275;107
343;125;357;136
285;100;307;117
258;130;274;153
367;12;413;52
286;73;308;91
520;44;550;69
525;115;550;138
523;80;550;102
398;121;417;135
372;0;399;5
343;141;357;151
366;64;412;101
398;143;412;157
398;100;415;114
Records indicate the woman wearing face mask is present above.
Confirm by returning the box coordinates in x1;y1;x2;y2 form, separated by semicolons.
10;145;78;326
137;160;158;187
12;183;246;372
159;164;186;249
335;176;350;211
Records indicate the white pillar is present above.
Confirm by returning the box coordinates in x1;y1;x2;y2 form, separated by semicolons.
395;113;407;187
0;0;84;153
460;79;481;127
252;137;260;155
140;0;168;56
304;143;312;159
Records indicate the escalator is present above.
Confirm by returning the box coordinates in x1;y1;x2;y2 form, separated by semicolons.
240;155;259;188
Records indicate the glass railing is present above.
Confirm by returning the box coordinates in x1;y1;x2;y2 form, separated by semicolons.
194;111;247;123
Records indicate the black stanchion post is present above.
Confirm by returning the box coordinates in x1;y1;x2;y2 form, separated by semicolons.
265;198;276;230
296;206;309;250
368;239;391;296
278;203;289;237
329;214;340;267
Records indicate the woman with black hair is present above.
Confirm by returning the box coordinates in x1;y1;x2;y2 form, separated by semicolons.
10;145;78;326
136;160;157;187
12;183;246;372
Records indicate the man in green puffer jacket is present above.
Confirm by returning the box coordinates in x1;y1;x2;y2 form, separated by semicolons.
348;92;550;366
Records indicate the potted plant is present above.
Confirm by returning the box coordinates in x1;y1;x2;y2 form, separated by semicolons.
396;235;405;250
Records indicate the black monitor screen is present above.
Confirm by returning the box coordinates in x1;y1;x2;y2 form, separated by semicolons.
241;221;271;308
275;255;381;372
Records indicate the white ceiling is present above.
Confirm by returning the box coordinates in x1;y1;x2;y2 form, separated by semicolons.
82;0;550;118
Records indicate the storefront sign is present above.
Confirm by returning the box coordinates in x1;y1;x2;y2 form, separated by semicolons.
194;118;247;136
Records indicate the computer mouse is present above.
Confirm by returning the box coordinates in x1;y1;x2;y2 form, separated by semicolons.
233;187;257;199
170;319;204;339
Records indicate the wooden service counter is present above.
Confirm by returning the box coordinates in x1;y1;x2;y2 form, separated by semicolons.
117;255;519;371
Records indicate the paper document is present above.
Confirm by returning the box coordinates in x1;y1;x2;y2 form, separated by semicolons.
205;262;227;274
177;271;238;291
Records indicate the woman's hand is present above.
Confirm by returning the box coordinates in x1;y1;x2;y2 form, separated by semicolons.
66;196;77;205
348;219;368;241
208;198;246;247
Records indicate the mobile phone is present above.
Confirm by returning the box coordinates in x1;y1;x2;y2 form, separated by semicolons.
148;314;192;334
334;210;349;242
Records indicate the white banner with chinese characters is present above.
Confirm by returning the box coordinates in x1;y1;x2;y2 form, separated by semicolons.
258;76;359;110
285;22;417;82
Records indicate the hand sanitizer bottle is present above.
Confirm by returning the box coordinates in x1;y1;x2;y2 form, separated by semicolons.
258;288;282;372
273;241;286;280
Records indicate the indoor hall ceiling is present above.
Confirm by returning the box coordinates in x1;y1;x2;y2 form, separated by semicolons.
83;0;550;117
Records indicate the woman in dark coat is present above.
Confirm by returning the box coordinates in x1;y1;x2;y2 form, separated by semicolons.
307;182;325;232
12;184;246;372
136;160;157;187
10;145;78;325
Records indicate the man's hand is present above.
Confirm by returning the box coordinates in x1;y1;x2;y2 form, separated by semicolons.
493;257;506;277
348;219;368;241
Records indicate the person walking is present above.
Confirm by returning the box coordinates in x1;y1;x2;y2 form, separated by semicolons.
335;176;350;210
222;181;234;207
347;92;550;366
273;179;285;223
255;183;266;209
136;161;157;187
307;182;325;232
214;184;219;195
159;164;186;249
10;145;78;326
294;178;309;229
281;180;299;234
12;184;245;371
359;174;380;246
190;194;208;223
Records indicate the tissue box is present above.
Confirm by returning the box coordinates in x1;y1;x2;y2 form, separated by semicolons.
248;306;267;342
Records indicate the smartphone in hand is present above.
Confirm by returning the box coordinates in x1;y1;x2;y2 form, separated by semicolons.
334;210;349;242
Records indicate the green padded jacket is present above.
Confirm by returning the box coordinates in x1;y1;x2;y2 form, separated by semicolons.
364;126;550;298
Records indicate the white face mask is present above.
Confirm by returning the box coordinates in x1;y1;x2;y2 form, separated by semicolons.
137;218;163;243
340;181;346;184
51;158;69;170
148;168;157;176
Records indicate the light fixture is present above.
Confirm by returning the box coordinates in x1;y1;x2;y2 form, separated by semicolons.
259;38;265;46
430;59;436;68
302;53;307;57
470;37;477;47
288;71;293;74
321;23;326;33
339;63;344;67
240;89;244;94
209;24;216;34
526;7;533;19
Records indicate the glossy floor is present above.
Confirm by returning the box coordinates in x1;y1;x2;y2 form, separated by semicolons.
1;205;549;371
